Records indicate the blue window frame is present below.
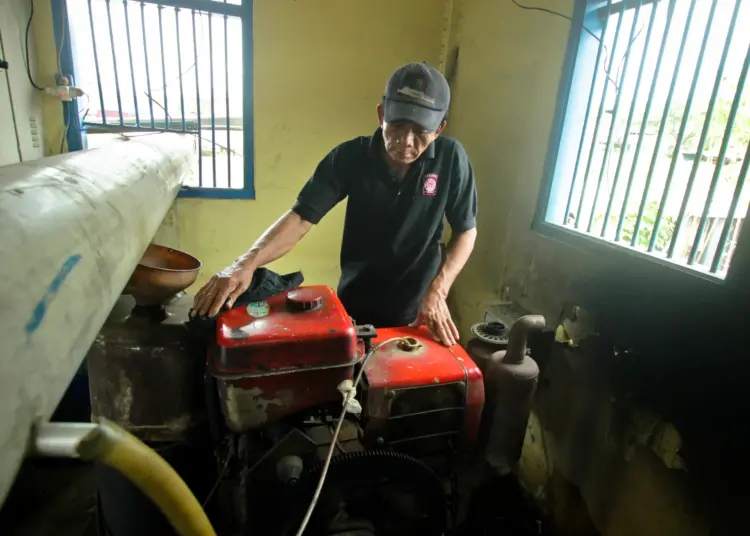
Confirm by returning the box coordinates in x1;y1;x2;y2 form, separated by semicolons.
52;0;255;199
536;0;750;280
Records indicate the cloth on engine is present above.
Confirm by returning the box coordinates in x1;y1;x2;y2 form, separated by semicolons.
185;267;304;340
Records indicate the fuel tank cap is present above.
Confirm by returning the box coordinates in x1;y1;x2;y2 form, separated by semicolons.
286;288;323;312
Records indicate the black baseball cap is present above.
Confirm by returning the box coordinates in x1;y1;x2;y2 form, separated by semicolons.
383;62;450;132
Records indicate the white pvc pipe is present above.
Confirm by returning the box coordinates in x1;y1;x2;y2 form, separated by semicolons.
30;422;99;459
0;133;196;505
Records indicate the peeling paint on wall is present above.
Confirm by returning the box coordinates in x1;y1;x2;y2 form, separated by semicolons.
445;1;744;532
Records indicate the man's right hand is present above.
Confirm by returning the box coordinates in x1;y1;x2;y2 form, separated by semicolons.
190;211;313;317
191;262;256;318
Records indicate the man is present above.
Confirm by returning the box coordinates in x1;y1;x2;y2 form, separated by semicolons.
192;62;477;346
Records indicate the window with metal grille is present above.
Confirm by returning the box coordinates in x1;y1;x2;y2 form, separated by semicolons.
537;0;750;279
57;0;253;198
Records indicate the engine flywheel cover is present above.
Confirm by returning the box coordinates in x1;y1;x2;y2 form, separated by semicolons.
281;450;447;536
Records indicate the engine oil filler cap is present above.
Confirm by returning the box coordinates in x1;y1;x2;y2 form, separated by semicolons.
397;337;423;352
286;288;323;312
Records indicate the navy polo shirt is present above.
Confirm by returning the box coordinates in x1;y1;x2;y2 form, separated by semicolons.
292;128;477;327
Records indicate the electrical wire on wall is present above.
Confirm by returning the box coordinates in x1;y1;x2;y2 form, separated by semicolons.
0;24;25;162
24;0;76;153
56;0;65;79
511;0;653;220
25;0;44;90
511;0;649;92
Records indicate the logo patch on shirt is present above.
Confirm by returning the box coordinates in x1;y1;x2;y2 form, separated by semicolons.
422;174;438;196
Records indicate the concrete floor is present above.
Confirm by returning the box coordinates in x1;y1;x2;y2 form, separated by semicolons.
0;456;550;536
0;460;97;536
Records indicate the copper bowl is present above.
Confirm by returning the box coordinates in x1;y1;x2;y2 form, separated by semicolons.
125;244;202;305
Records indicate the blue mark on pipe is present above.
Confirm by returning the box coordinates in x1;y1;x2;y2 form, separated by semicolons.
24;254;82;336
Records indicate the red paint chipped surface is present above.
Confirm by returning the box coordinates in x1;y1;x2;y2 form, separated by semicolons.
213;285;358;376
364;326;469;390
209;286;359;431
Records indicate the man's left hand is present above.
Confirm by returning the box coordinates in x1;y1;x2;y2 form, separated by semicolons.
411;288;460;347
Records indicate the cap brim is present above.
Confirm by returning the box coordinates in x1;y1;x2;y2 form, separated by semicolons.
384;100;444;132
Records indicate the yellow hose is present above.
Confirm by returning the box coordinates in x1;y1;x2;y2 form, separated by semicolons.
76;419;216;536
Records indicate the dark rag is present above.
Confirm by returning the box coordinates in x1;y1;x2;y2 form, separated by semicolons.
185;267;304;340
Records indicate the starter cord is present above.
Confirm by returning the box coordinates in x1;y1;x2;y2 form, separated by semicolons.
293;337;405;536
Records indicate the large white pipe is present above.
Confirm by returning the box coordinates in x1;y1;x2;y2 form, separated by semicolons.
0;133;196;504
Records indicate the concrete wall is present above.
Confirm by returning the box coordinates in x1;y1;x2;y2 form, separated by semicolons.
447;1;747;535
0;0;46;165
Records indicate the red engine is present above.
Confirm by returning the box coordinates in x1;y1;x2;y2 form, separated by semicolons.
208;285;484;455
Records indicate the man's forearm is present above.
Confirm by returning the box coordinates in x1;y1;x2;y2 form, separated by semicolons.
430;227;477;297
234;210;313;271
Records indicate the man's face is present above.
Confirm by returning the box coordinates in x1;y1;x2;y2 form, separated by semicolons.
377;104;446;165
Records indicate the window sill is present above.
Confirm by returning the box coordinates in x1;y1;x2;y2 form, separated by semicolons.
532;219;727;287
178;187;256;200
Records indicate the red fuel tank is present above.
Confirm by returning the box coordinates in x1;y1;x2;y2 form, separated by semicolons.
208;286;360;432
361;327;484;457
